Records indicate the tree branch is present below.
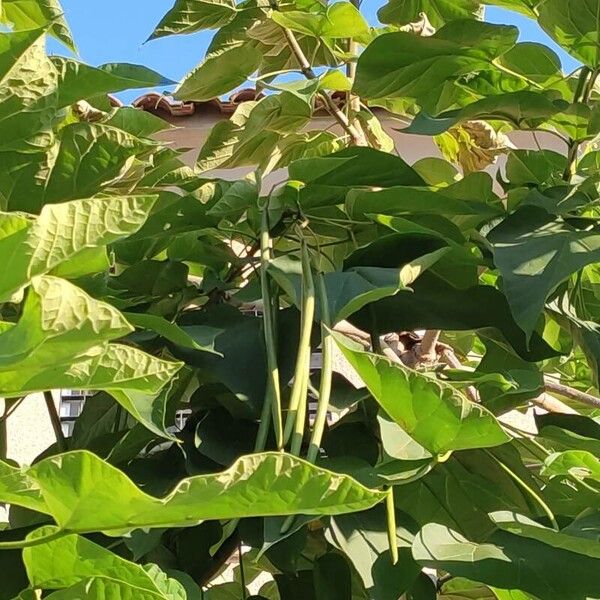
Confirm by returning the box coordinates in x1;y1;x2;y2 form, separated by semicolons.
44;391;67;452
543;377;600;409
270;2;367;146
418;329;441;362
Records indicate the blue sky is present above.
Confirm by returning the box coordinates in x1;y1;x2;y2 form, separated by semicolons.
47;1;579;103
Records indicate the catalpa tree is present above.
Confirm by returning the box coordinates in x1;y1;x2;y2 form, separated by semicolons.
0;0;599;598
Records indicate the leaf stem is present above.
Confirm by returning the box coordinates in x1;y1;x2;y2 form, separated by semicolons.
44;391;66;453
483;449;559;531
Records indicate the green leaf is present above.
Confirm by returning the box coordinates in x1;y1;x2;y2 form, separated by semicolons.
333;333;510;454
488;206;600;339
377;0;481;28
482;1;537;18
42;577;182;599
0;276;131;369
0;194;158;300
0;341;181;397
290;147;424;209
271;2;369;39
413;523;600;599
175;44;261;101
538;0;600;67
489;511;600;559
103;107;175;138
124;312;220;354
313;553;352;600
326;507;421;600
269;249;447;324
0;451;386;536
0;28;58;153
536;412;600;455
40;123;154;207
346;175;502;229
350;272;558;362
404;92;565;136
503;149;566;188
52;58;176;109
354;20;518;101
149;0;237;40
205;177;258;220
24;527;186;598
541;450;600;483
1;0;75;51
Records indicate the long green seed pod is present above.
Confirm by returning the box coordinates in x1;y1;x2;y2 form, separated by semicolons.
283;239;315;447
281;270;332;534
258;208;283;451
290;353;310;456
306;271;333;464
386;487;399;565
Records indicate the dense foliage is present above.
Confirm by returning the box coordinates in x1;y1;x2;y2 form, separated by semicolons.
1;0;600;598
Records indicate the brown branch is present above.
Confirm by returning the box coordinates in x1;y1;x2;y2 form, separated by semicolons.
440;349;480;403
44;391;67;452
532;392;577;415
270;3;367;146
543;377;600;409
418;329;441;363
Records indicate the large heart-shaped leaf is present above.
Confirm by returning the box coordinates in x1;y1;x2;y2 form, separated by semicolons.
1;0;75;50
0;451;386;538
488;206;600;339
538;0;600;67
0;194;157;300
0;28;58;153
52;58;176;109
333;333;509;454
149;0;238;40
0;276;131;369
175;44;261;101
489;511;600;558
404;91;565;135
541;450;600;483
354;20;518;100
24;528;187;598
269;248;447;323
413;523;600;599
377;0;481;28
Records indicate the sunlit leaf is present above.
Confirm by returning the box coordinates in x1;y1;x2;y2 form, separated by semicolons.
0;451;386;537
333;333;510;454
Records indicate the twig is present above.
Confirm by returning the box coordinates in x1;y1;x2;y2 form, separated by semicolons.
543;377;600;409
418;329;441;362
238;542;247;600
44;391;67;453
269;1;367;146
440;349;480;403
531;392;577;415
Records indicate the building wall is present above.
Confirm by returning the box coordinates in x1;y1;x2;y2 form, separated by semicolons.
2;391;59;465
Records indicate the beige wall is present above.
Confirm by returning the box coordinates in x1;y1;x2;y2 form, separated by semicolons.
2;391;59;466
156;110;568;191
